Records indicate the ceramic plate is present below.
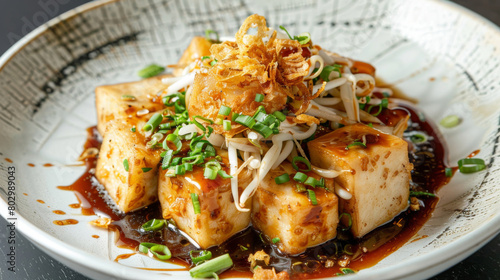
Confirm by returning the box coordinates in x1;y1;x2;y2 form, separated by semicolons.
1;0;500;279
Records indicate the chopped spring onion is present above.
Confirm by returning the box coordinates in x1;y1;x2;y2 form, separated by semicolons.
190;250;212;264
121;95;136;101
218;169;233;179
143;113;163;131
292;156;312;172
272;237;280;244
201;56;211;61
182;155;204;165
304;176;320;187
296;32;311;45
184;162;194;171
345;141;367;150
343;244;354;255
210;59;218;66
219;105;231;116
131;126;136;132
223;120;232;131
307;189;318;205
295;183;306;192
123;159;129;172
410;133;427;143
255;93;264;102
138;242;157;254
189;253;233;279
293;172;308;183
141;219;166;232
138;64;165;78
339;213;352;231
337;268;356;275
205;29;220;42
275;173;290;184
410;191;436;197
142;167;152;173
381;98;389;108
272;111;286;122
204;167;218;180
320;64;342;81
440;115;461;128
163;134;182;153
358;96;371;110
252;122;273;138
159;122;172;130
174;164;186;175
235;115;256;128
445;167;453;177
458;158;486;173
191;193;201;214
161;150;174;170
231;112;240;122
239;245;248;251
149;244;172;260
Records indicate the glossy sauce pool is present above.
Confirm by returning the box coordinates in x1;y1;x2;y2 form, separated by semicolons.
59;102;451;279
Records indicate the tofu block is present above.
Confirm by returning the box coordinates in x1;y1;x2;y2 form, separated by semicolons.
95;115;162;213
174;36;212;76
95;74;170;136
158;149;252;249
252;163;339;255
308;123;412;237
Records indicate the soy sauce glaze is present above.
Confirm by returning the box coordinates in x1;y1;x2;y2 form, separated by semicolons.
59;103;450;278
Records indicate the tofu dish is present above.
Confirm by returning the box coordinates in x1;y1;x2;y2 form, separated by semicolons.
82;14;450;279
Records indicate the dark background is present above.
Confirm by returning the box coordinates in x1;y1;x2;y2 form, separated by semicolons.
0;0;499;279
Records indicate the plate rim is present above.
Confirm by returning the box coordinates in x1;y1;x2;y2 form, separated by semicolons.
1;0;500;279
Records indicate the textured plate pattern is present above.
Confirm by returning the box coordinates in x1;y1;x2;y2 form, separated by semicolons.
1;0;499;279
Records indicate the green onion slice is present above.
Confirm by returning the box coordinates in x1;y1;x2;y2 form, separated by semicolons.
458;158;486;173
219;105;231;116
163;134;182;153
293;172;308;183
296;32;311;45
223;120;232;131
307;189;318;205
123;159;129;172
345;141;367;150
138;64;165;78
410;133;427;144
339;213;352;231
138;242;157;254
295;183;306;192
440;115;461;128
292;156;312;172
320;64;342;81
274;173;290;184
272;111;286;122
252;122;273;138
131;126;136;132
191;193;201;214
235;115;256;128
272;237;280;244
338;268;356;275
149;244;172;260
204;166;218;180
409;191;436;197
142;167;152;173
190;250;212;264
279;25;293;40
141;219;166;232
445;167;453;177
143;113;163;131
161;150;174;170
254;93;264;102
205;29;220;42
189;253;233;279
121;95;136;101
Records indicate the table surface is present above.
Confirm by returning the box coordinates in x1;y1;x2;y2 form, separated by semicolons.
0;0;499;279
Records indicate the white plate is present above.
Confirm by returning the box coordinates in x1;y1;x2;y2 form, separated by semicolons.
1;0;500;279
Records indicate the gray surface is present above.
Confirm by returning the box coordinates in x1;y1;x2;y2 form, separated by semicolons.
0;0;498;279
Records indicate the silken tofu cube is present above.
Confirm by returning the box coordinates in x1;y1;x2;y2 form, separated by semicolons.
95;74;170;136
308;123;412;237
252;163;339;255
173;36;212;76
95;115;162;213
158;149;252;249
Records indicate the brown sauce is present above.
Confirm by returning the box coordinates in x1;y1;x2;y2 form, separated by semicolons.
115;253;136;262
23;193;28;196
53;219;79;226
43;163;54;167
37;200;45;204
92;235;100;239
69;203;80;209
53;210;66;215
5;158;13;163
27;163;35;167
60;101;450;278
